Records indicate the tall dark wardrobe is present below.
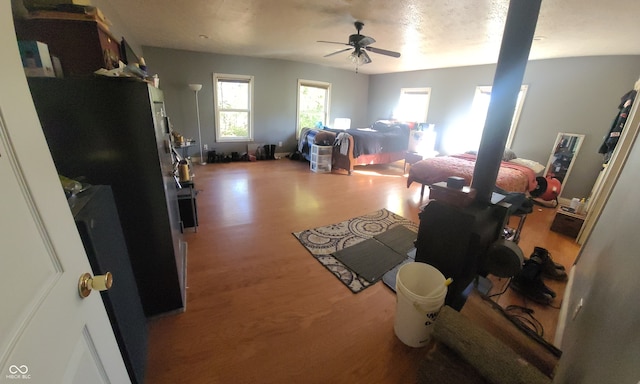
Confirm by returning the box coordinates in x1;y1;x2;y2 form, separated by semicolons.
27;77;187;318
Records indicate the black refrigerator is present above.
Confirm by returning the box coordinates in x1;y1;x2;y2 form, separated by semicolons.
27;77;187;317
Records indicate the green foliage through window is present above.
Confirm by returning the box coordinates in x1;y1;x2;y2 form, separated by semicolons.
214;74;253;141
297;80;330;137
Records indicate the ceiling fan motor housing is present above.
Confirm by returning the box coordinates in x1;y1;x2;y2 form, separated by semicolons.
350;34;365;45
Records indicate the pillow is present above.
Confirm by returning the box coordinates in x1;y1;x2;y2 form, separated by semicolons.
509;158;546;174
372;120;394;131
502;148;518;161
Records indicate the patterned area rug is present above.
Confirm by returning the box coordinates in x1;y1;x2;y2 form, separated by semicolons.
292;209;417;293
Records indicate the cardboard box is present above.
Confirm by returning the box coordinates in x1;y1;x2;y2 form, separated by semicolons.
17;41;55;77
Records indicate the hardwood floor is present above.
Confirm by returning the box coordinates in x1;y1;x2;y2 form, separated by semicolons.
144;159;581;383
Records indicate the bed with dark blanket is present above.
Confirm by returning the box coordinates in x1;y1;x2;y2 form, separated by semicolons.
297;122;411;173
331;127;409;158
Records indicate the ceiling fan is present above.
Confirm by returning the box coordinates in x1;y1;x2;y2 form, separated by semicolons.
318;21;401;66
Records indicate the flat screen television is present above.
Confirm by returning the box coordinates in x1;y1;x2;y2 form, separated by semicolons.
119;37;139;66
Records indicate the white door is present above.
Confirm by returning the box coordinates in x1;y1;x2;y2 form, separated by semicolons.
0;4;130;384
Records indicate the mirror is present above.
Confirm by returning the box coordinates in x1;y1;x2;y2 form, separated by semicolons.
544;132;585;197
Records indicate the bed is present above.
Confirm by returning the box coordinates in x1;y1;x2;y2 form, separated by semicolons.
407;153;544;197
297;121;411;174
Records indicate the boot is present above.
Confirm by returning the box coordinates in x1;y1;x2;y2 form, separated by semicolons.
510;258;555;305
207;150;216;163
269;144;276;160
263;145;271;160
530;247;567;281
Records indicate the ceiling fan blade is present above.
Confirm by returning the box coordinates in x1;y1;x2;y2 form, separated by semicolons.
365;46;401;58
324;47;352;58
317;40;351;46
358;36;376;47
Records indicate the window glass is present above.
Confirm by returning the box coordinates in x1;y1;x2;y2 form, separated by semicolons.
394;88;431;122
443;85;528;154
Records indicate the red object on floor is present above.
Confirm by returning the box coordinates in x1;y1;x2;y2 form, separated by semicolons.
531;176;562;201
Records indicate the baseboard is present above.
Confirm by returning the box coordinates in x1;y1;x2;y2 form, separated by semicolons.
554;265;576;347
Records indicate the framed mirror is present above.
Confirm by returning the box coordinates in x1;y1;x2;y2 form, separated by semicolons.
544;132;585;197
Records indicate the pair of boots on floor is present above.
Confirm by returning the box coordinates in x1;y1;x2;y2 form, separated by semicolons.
510;246;567;305
261;144;276;160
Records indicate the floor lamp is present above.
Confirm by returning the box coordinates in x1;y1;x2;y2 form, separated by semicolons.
188;83;205;165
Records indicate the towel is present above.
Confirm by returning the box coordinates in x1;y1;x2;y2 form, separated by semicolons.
335;132;350;156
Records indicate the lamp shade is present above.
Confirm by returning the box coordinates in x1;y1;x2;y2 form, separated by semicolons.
188;83;202;92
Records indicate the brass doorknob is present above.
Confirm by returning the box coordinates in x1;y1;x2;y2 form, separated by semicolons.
78;272;113;298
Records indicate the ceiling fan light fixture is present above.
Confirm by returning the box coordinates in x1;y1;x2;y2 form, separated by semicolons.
349;51;371;65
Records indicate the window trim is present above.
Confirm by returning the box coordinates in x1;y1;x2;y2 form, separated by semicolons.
213;73;254;142
296;79;331;139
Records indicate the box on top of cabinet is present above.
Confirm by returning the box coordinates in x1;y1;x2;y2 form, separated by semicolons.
17;40;55;77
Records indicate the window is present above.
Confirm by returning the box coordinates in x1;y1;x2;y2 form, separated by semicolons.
443;85;528;154
297;80;331;138
393;88;431;122
213;73;254;142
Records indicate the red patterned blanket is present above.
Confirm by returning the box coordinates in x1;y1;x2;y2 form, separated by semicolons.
407;154;538;193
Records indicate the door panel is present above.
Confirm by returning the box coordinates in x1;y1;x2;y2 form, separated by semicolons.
63;327;109;384
1;3;129;383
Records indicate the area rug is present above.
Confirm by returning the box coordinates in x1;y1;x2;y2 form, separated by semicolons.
332;237;407;283
292;208;417;293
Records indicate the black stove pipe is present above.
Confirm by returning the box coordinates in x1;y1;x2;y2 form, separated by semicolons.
471;0;542;204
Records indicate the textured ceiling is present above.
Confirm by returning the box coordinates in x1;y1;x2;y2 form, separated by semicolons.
102;0;640;75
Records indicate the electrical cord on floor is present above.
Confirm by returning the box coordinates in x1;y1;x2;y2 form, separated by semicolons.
487;277;512;299
505;304;545;337
503;304;562;357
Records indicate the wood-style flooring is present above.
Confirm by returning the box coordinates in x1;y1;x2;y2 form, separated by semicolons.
144;159;581;384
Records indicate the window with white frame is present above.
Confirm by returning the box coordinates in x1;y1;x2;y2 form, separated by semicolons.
297;79;331;138
393;87;431;122
213;73;254;142
443;85;528;154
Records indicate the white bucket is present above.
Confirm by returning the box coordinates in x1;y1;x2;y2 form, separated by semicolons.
394;262;447;347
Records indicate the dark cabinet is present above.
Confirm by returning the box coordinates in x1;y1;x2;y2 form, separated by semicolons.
28;77;186;317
